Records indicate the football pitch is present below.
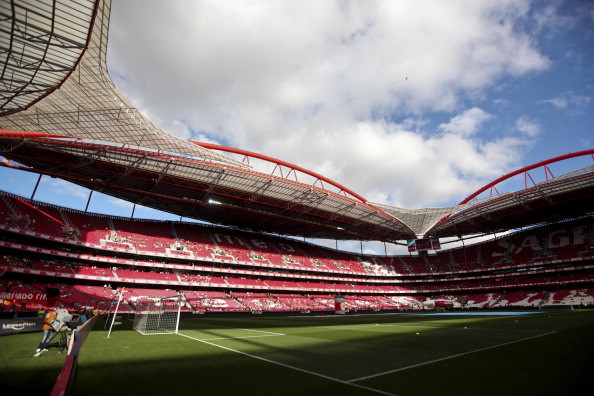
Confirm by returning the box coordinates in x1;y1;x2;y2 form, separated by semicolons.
2;310;593;395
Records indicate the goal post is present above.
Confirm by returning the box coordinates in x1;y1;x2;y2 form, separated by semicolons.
132;295;182;335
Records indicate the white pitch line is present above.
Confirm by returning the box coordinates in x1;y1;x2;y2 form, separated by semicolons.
178;332;397;396
347;331;556;383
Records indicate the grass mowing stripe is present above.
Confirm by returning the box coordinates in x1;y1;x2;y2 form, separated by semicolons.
198;334;285;341
347;330;556;383
373;324;453;329
466;327;555;333
177;332;398;396
377;324;554;333
235;328;285;336
196;322;285;336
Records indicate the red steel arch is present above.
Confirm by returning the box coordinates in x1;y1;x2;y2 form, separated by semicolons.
192;141;368;203
459;149;594;205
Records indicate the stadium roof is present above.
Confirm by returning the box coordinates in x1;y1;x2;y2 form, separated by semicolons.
0;0;245;167
0;132;417;241
1;0;593;244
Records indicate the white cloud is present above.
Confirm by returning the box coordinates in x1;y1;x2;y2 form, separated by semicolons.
540;92;592;110
514;116;541;138
108;198;134;209
260;107;538;208
438;107;492;137
41;178;88;200
543;96;569;109
107;0;553;208
578;138;591;148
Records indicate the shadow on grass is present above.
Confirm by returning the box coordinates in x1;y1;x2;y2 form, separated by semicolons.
0;331;68;393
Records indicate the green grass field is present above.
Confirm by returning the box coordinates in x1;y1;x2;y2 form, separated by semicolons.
2;310;593;395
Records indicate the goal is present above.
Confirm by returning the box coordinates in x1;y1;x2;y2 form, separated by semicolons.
132;295;182;335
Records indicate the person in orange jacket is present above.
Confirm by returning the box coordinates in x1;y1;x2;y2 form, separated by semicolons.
34;307;57;357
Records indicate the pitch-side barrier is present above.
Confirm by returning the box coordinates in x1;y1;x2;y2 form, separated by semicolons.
50;315;99;396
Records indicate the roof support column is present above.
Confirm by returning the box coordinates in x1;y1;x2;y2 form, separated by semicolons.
461;237;467;268
30;174;42;200
84;190;93;213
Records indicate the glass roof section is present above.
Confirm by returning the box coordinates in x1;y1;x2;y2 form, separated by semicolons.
0;0;94;115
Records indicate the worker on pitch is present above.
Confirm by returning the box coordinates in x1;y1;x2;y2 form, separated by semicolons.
34;306;57;357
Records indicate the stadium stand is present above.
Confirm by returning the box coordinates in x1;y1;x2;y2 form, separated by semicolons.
1;191;593;314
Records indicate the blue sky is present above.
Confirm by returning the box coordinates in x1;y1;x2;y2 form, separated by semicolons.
0;0;592;253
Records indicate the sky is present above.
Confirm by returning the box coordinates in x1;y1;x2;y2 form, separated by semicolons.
1;0;593;253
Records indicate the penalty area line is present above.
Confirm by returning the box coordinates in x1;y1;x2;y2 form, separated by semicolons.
347;331;557;383
177;332;397;396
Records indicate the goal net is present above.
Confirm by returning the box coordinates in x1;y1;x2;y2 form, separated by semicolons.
132;295;181;335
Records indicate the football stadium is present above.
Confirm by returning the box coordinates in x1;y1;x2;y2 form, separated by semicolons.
1;1;593;395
